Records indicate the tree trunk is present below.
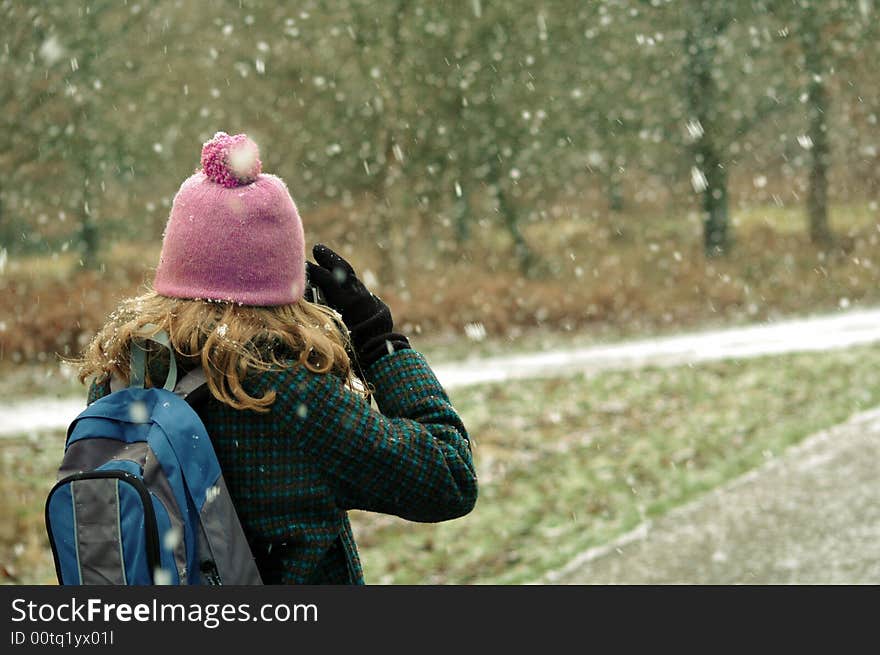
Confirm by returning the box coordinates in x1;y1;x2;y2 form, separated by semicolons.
78;214;99;263
374;139;399;283
498;187;532;272
487;158;534;274
599;131;625;213
699;147;729;257
352;0;407;283
454;192;471;245
685;10;732;257
806;97;831;245
0;186;11;251
382;1;412;282
606;166;625;213
76;148;100;267
801;8;832;246
484;89;535;272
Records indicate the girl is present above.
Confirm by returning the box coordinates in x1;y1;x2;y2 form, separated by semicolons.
76;132;478;584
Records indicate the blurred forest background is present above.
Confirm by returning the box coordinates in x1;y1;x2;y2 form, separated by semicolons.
3;0;880;586
3;0;880;363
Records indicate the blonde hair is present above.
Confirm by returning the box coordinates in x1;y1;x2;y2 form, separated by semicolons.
75;289;354;412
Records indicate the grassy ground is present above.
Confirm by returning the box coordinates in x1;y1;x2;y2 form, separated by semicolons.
5;342;880;584
733;202;879;235
349;342;880;584
0;432;65;584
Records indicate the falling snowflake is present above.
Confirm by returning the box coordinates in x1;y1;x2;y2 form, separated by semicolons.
129;401;149;423
685;119;704;140
205;485;221;504
163;527;182;551
153;567;173;585
690;167;708;193
464;322;487;342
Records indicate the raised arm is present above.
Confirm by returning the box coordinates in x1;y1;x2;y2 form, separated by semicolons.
302;243;477;522
286;349;477;522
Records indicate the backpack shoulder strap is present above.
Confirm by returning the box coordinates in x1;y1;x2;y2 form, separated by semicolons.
108;327;179;393
174;367;210;408
108;350;209;409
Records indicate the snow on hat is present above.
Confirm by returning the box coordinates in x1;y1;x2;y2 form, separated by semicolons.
154;131;306;306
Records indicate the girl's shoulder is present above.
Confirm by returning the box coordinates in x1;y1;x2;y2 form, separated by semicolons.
247;359;354;406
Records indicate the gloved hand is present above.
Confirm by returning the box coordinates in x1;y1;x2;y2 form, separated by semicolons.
305;244;410;371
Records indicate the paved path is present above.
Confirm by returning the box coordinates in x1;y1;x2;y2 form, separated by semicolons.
3;307;880;436
539;407;880;584
433;307;880;387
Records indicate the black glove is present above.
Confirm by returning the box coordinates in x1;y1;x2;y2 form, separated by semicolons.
305;244;410;370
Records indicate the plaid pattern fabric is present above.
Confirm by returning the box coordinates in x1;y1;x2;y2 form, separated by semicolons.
88;349;477;584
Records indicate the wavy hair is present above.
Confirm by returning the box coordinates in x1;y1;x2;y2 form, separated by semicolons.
74;288;354;412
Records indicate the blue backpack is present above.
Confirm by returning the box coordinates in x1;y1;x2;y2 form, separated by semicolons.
45;329;262;585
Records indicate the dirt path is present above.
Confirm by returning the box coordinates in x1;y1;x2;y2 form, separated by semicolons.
539;407;880;584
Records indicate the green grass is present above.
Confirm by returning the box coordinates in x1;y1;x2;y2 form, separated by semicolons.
733;202;878;235
4;344;880;585
0;432;66;585
350;343;880;584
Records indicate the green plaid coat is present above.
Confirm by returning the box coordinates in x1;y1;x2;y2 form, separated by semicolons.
88;349;477;584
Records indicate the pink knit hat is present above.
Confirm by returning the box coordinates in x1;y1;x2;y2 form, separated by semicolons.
154;132;306;306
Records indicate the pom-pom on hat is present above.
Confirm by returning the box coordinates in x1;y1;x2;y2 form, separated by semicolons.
154;132;306;306
200;132;262;187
